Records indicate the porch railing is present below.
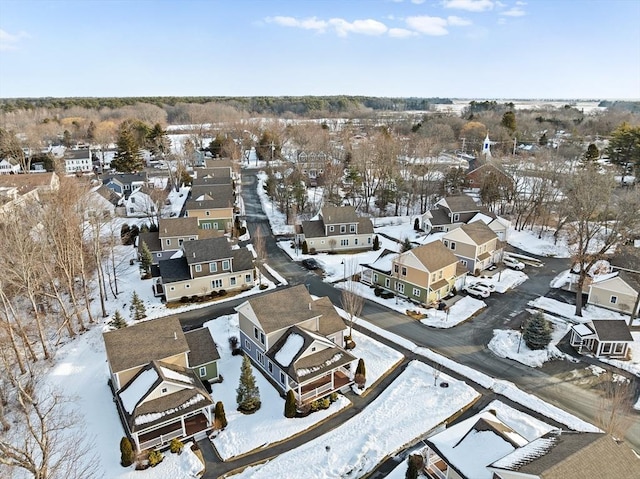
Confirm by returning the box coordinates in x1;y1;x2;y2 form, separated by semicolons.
138;428;183;452
299;382;334;402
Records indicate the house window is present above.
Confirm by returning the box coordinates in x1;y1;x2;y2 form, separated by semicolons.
394;264;399;274
340;225;346;233
260;332;265;344
453;213;459;221
280;372;285;384
461;260;468;267
257;352;264;364
601;343;612;354
431;274;436;282
222;260;230;270
169;286;175;291
449;241;456;250
206;211;210;216
413;287;421;297
199;367;206;377
438;271;443;279
610;296;618;304
311;347;316;352
614;343;624;354
150;206;155;212
350;225;356;233
129;208;135;213
245;274;252;283
244;339;251;350
367;237;372;244
268;361;273;373
209;262;217;273
157;253;162;258
373;273;378;283
340;239;348;246
444;240;449;247
385;278;390;288
179;239;184;246
230;277;237;286
212;279;222;288
161;387;168;394
166;239;171;245
195;264;202;272
131;197;136;204
329;226;334;232
396;282;405;294
401;267;407;276
254;327;259;340
213;222;219;230
202;223;211;229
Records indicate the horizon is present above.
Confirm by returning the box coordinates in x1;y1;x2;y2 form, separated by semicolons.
1;0;639;99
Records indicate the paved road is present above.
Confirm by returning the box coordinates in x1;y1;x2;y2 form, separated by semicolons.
187;170;639;477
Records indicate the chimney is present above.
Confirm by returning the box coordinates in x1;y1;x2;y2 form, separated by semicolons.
174;331;177;340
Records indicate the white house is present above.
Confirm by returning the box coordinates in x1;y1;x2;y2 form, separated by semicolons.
124;187;158;218
0;158;21;175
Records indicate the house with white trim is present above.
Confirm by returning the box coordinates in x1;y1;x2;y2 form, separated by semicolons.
296;205;374;253
569;319;633;359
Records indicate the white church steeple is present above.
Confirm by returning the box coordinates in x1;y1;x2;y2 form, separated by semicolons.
482;131;492;158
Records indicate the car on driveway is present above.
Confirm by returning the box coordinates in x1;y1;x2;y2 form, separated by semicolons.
473;281;495;293
503;256;525;271
464;283;491;298
301;258;321;270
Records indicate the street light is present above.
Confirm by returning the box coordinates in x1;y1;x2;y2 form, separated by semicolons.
341;259;346;282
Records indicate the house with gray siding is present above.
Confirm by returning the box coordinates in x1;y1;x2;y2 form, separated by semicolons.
235;285;356;403
296;205;374;253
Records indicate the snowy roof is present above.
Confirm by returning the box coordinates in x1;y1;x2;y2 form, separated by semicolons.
274;333;304;367
120;368;158;414
571;323;594;338
468;212;494;225
366;249;397;273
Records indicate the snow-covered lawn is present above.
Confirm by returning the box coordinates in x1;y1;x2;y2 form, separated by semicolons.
528;296;631;324
467;268;528;294
488;320;571;368
597;332;640;377
205;312;402;459
508;228;571;258
229;361;480;479
419;296;486;328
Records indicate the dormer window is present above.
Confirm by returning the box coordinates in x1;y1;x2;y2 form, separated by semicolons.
195;264;202;273
453;213;460;221
161;387;168;394
340;225;346;233
350;224;356;233
222;260;230;270
329;226;334;232
166;239;171;245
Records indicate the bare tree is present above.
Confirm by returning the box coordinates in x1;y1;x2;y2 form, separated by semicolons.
595;372;636;440
340;259;364;340
253;226;266;286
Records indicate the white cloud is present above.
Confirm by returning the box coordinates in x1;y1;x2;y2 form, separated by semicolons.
411;0;426;4
329;18;388;37
442;0;494;12
515;1;527;5
388;28;418;38
447;15;472;26
406;15;449;36
0;29;29;51
500;7;526;16
265;16;327;32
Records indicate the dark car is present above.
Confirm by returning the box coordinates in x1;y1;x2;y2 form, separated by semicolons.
301;258;321;270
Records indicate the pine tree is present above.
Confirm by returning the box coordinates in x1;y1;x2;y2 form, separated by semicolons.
120;436;134;467
355;358;366;379
284;389;297;418
236;354;261;414
112;127;144;173
110;310;127;330
130;291;146;321
522;313;552;350
214;401;228;429
147;123;170;157
501;111;516;133
139;241;153;275
401;238;413;252
373;235;380;251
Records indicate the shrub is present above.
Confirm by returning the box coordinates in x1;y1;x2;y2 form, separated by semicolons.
284;389;297;418
218;289;226;296
120;437;134;467
355;373;366;390
373;235;380;251
310;400;320;412
329;392;338;403
148;450;163;467
523;313;553;350
169;438;184;454
180;296;189;303
301;241;308;254
319;397;330;409
259;284;268;290
374;287;382;297
355;358;366;378
215;401;228;429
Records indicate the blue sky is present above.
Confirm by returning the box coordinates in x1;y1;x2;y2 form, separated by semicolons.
0;0;639;99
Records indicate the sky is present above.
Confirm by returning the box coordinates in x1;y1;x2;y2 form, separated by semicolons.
0;0;639;99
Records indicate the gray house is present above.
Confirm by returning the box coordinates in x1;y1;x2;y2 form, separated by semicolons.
235;285;356;403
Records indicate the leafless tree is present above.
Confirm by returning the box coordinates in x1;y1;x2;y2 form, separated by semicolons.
595;372;636;440
253;226;266;286
340;259;364;339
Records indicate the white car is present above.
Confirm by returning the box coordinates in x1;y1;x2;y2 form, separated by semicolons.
503;256;525;270
464;283;491;298
473;281;495;293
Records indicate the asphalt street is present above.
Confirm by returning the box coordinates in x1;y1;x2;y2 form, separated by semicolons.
186;169;639;477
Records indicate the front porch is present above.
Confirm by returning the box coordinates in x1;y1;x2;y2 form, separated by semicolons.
135;412;211;452
296;368;352;403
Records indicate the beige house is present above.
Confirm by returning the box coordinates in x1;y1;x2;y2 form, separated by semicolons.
587;272;640;315
155;236;254;302
185;187;235;233
297;205;374;253
363;241;467;306
103;316;218;452
236;285;356;403
442;222;502;274
569;319;633;359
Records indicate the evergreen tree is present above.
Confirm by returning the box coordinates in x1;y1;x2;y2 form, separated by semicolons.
538;132;548;146
284;389;297;418
112;126;144;173
373;235;380;251
147;123;170;157
413;218;420;231
130;291;147;321
501;111;517;133
214;401;228;429
580;143;600;168
355;358;366;379
401;238;413;252
139;241;153;274
120;436;134;467
522;313;552;350
86;121;96;142
606;122;640;177
110;310;127;330
236;354;261;414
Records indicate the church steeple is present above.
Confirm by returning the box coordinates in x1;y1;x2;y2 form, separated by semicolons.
482;131;492;158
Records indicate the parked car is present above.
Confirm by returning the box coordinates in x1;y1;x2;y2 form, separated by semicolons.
473;281;495;293
503;256;525;271
464;284;491;298
301;258;321;270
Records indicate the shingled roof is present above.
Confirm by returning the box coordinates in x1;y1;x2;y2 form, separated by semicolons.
410;241;460;272
440;195;479;213
459;221;498;245
182;237;233;264
184;328;220;367
158;217;199;238
590;320;633;342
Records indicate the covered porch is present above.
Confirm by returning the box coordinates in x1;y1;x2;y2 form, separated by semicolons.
295;367;352;403
134;410;212;452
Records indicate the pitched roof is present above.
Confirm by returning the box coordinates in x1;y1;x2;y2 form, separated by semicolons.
459;221;498;245
101;172;147;185
158;217;199;238
103;316;188;374
185;196;234;210
183;237;233;264
184;328;220;367
410;241;459;272
300;219;326;238
64;149;91;160
302;206;373;238
440;195;479;213
489;431;639;478
194;166;232;179
320;205;359;224
0;172;57;194
138;231;162;253
158;257;192;283
94;184;121;205
231;247;255;272
427;207;452;226
590;320;633;342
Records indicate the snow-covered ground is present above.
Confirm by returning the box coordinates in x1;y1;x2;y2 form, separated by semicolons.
229;361;480;479
528;296;631;324
508;228;572;258
597;332;640;377
467;269;528;294
205;313;404;459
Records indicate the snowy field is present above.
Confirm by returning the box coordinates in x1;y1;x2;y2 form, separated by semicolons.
508;228;572;258
229;361;480;479
528;296;632;324
206;313;404;459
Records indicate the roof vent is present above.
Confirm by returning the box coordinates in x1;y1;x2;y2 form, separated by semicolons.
308;303;311;310
174;331;177;340
192;252;196;258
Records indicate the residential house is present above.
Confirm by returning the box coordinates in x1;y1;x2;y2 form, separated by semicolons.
84;184;120;219
193;165;233;183
103;316;219;452
184;328;221;383
0;172;60;216
155;236;254;302
297;205;374;253
587;272;640;316
487;431;639;479
185;183;235;233
124;186;162;219
468;212;511;242
294;151;330;184
424;411;529;479
0;158;20;174
102;172;148;198
569;319;633;359
235;285;356;403
421;195;481;233
362;241;467;306
466;163;514;191
63;148;93;174
442;222;502;274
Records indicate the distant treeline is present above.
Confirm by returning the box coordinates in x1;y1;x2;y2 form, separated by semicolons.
0;95;453;115
598;100;640;113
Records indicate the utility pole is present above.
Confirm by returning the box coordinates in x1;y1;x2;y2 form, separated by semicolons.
513;137;517;156
461;137;466;155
